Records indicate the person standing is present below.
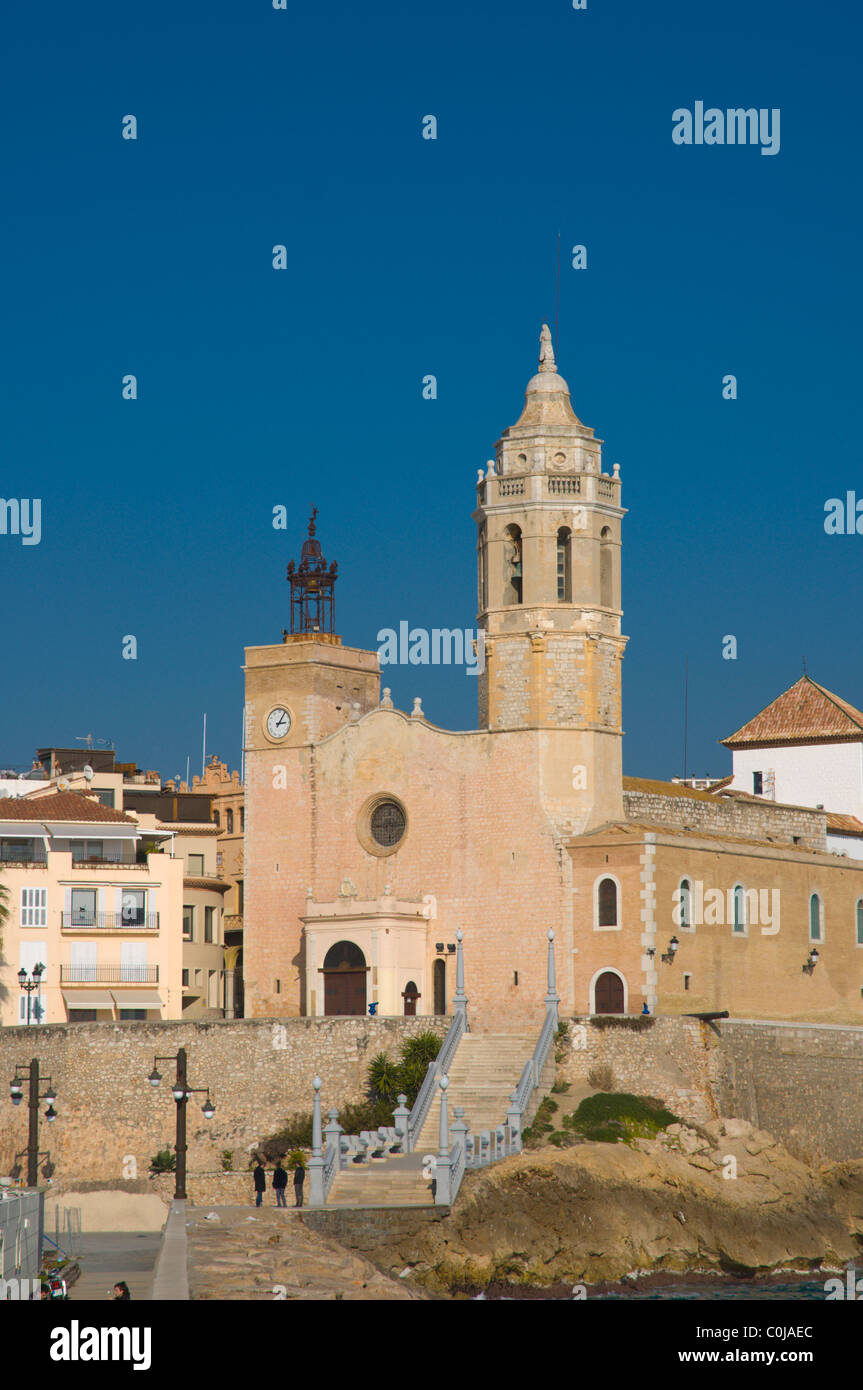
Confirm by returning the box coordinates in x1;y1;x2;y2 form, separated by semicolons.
273;1160;288;1208
253;1159;267;1207
293;1157;306;1208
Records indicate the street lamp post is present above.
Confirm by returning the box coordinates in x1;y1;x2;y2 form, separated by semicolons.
17;964;45;1025
147;1047;215;1201
9;1058;58;1187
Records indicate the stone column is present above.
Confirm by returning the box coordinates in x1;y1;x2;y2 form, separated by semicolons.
308;1076;325;1205
223;969;236;1020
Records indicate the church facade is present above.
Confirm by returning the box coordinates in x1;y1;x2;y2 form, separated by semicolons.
241;330;863;1031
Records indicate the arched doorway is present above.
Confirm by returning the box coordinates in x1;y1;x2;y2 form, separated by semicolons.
433;958;446;1014
594;970;625;1015
402;980;420;1016
322;940;368;1016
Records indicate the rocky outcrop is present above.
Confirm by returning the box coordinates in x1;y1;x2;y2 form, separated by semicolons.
384;1120;863;1292
185;1206;425;1300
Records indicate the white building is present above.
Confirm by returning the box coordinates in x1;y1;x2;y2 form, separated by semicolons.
722;674;863;858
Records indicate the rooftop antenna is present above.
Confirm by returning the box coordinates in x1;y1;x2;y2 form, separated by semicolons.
802;655;807;675
202;714;207;779
682;655;689;783
185;755;190;789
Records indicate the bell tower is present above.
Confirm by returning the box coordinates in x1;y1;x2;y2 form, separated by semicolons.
473;325;627;830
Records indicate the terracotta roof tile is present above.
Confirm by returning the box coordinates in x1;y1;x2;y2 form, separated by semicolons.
722;676;863;748
623;776;723;803
825;812;863;837
183;876;230;892
0;791;136;824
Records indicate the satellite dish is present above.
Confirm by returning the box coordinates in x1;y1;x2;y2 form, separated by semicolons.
58;778;70;792
83;765;94;781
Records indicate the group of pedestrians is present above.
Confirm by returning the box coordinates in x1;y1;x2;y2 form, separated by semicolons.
253;1157;305;1208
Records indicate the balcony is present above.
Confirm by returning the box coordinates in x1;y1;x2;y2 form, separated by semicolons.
61;912;160;932
1;848;47;866
60;965;160;984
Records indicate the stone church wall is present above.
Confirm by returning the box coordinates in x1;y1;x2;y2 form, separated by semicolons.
0;1015;447;1193
4;1014;860;1198
624;786;825;850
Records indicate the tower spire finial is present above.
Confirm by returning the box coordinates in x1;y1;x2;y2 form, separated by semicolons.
539;322;556;373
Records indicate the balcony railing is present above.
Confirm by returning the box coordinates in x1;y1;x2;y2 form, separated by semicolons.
60;965;160;984
61;912;160;932
71;858;147;870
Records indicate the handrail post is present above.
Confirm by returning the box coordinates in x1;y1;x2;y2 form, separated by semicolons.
392;1094;409;1146
324;1108;343;1171
544;928;560;1027
507;1090;523;1154
435;1076;452;1204
451;1106;469;1164
452;929;469;1033
308;1076;326;1205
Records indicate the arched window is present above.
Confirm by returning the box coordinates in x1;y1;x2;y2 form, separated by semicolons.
679;878;692;930
213;810;220;829
600;526;613;608
597;877;618;928
809;893;822;942
226;808;234;833
478;523;488;612
504;524;522;605
556;527;572;602
732;884;746;934
324;940;366;970
857;899;863;946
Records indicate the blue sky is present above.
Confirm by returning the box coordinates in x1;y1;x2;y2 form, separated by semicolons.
1;0;860;784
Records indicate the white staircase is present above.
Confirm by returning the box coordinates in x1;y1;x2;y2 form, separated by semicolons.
415;1033;536;1153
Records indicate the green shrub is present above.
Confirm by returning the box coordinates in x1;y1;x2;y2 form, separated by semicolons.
220;1150;234;1171
256;1111;314;1161
149;1148;176;1173
254;1031;443;1158
589;1015;654;1032
366;1030;442;1108
550;1080;570;1094
563;1092;678;1144
337;1099;393;1134
368;1052;401;1105
522;1095;558;1147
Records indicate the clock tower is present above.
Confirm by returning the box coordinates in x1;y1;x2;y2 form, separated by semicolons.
243;511;380;754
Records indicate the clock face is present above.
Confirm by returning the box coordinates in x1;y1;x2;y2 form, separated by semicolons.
266;707;292;740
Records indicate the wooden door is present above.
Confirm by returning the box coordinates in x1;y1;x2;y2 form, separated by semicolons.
433;958;446;1014
594;971;624;1014
324;969;367;1016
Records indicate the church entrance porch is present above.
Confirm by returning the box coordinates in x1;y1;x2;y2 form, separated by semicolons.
303;892;434;1017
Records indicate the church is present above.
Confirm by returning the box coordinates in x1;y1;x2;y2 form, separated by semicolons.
241;328;863;1031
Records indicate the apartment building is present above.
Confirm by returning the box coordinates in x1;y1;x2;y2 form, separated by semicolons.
0;787;182;1024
